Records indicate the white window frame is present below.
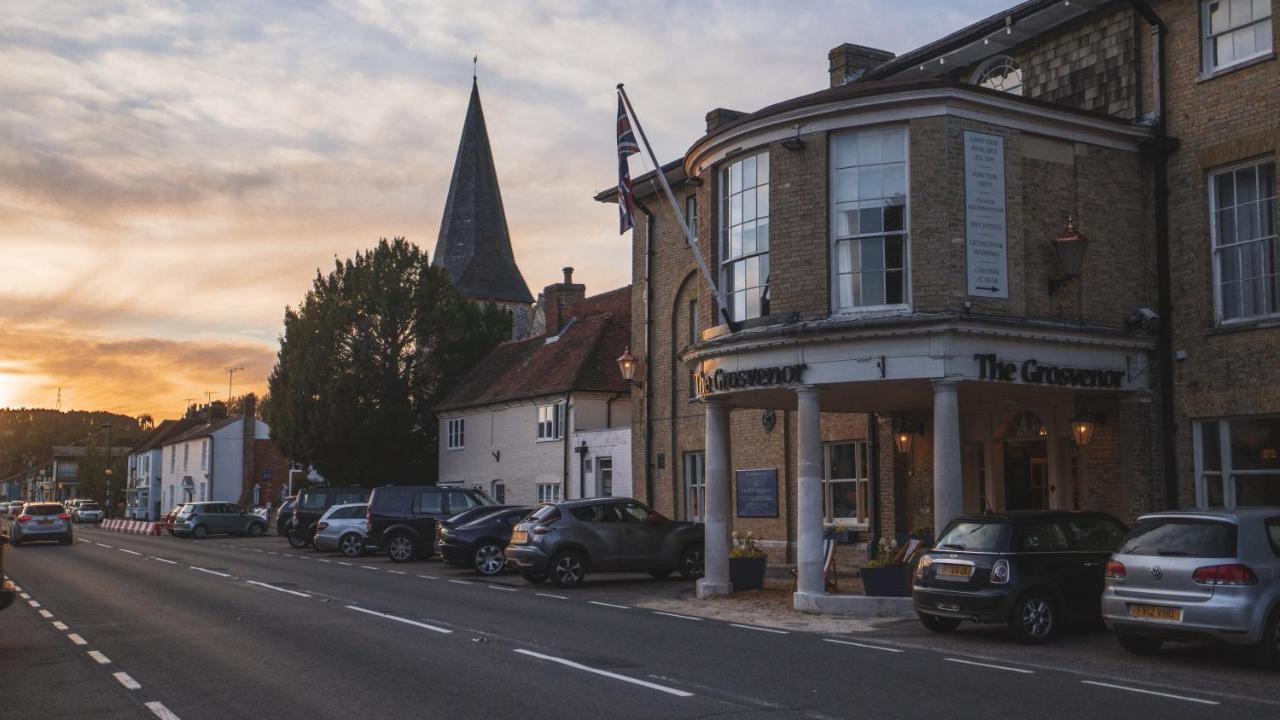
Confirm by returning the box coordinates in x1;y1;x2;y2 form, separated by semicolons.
446;418;465;450
719;151;770;322
491;480;505;504
684;451;706;522
169;446;175;473
536;483;561;504
1202;0;1273;76
1210;157;1278;324
200;439;208;469
685;193;698;243
597;456;613;497
536;403;564;441
823;441;872;527
1194;416;1280;508
830;126;911;314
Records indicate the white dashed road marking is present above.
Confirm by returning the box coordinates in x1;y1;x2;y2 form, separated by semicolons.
68;633;88;645
418;574;438;580
728;623;788;635
119;548;143;556
337;562;353;566
146;701;182;719
536;592;569;600
387;570;405;575
245;581;311;599
488;585;517;592
823;638;904;653
191;567;231;578
88;650;111;664
113;672;141;690
345;605;452;634
1081;681;1220;706
78;539;91;544
652;611;703;621
28;600;41;608
589;601;630;610
18;593;29;599
316;559;331;563
151;558;179;565
944;658;1034;675
448;579;471;585
95;543;113;548
52;621;68;630
361;565;380;571
38;609;53;619
513;649;693;698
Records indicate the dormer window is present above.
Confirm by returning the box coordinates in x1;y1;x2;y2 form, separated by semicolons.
973;55;1023;96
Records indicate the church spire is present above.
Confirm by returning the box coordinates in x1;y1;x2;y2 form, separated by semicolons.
431;75;533;306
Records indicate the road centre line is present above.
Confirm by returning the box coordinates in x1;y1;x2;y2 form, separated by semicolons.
18;592;29;599
449;579;471;585
536;592;569;600
418;574;438;580
513;649;693;698
944;658;1034;675
316;559;331;563
488;584;517;592
95;543;113;548
728;623;788;634
361;565;380;571
345;605;452;634
52;621;68;630
1081;681;1220;706
151;557;179;565
589;601;630;610
652;611;703;621
119;548;143;556
387;570;406;575
146;701;182;719
68;633;88;645
191;567;231;578
38;609;53;619
113;672;141;690
245;580;312;598
823;638;904;653
78;539;90;544
88;650;111;664
337;561;352;566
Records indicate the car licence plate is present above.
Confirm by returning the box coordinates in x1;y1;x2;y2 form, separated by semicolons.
1129;604;1182;622
38;519;52;525
510;529;528;545
936;563;973;579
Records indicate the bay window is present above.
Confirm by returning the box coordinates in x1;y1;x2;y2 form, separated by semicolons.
1195;417;1280;507
1212;159;1277;322
720;152;770;321
831;126;909;311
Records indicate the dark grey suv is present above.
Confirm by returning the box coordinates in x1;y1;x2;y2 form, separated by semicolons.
506;498;704;588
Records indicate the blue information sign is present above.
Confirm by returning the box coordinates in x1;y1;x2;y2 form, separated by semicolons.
735;469;778;518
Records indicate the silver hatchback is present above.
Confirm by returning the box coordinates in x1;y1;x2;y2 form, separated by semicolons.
1102;509;1280;665
312;503;368;557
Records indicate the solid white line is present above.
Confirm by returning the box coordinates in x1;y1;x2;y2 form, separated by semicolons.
245;580;311;598
345;605;452;634
95;542;113;548
38;609;53;619
28;600;40;608
488;584;518;592
944;658;1034;675
652;611;704;621
191;567;231;578
589;601;630;610
151;557;178;565
729;623;788;634
145;701;182;720
113;672;141;690
52;621;68;630
88;650;111;664
823;638;904;653
1081;680;1220;706
68;633;87;645
119;548;143;556
513;649;693;698
536;592;569;600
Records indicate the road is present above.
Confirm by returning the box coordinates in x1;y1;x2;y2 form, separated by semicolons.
2;524;1276;719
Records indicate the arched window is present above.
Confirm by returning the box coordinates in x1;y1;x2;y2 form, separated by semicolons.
973;55;1023;96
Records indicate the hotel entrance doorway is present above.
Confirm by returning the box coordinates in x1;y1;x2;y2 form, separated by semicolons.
1003;440;1049;511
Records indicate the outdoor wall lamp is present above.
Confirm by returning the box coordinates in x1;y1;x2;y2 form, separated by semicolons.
616;346;642;388
1049;214;1090;296
1070;414;1100;447
781;124;806;152
893;418;925;454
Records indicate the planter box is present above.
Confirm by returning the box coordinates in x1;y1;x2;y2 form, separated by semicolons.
860;564;911;597
729;556;767;592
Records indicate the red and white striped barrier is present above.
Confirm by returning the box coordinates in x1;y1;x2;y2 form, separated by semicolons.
99;519;163;536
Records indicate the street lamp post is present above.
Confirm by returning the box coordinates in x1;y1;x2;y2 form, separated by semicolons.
101;422;113;518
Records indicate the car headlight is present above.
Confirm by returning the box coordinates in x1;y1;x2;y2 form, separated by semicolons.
915;555;933;579
990;559;1011;585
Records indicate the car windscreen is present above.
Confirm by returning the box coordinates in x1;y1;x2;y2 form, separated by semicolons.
25;505;65;516
935;521;1008;552
1118;518;1238;558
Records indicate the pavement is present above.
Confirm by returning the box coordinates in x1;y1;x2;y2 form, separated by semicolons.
1;523;1277;719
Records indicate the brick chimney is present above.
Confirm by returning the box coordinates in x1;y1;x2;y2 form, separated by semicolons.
543;267;586;335
705;108;746;132
828;43;895;87
240;393;257;507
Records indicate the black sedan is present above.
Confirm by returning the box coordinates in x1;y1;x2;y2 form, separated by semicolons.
912;510;1127;644
439;506;533;576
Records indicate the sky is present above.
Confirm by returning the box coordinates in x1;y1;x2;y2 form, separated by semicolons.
0;0;1008;419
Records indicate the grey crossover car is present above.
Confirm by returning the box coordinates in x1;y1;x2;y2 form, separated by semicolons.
9;503;73;545
174;502;267;539
1102;508;1280;665
507;498;704;588
312;503;368;557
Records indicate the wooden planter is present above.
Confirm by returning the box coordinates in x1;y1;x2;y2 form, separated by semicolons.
860;564;912;597
729;556;768;591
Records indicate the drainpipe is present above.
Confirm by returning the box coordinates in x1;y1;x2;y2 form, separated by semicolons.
1130;0;1179;509
868;413;881;548
636;200;656;508
562;392;572;501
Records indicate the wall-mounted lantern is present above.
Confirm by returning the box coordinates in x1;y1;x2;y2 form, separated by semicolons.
893;418;925;454
616;346;641;388
1070;415;1098;447
1049;215;1090;295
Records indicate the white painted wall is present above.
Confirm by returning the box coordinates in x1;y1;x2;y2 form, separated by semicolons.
157;417;271;510
570;426;632;500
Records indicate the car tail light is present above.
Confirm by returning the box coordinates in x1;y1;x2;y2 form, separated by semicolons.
58;513;71;521
316;522;329;532
1192;563;1258;586
1105;560;1126;579
16;515;32;523
990;559;1011;585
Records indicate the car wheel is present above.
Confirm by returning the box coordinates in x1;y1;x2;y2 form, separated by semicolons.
288;532;310;549
520;570;548;584
247;523;264;538
192;524;209;540
678;545;704;580
1116;631;1164;656
473;543;505;576
648;568;673;579
339;533;365;558
550;550;587;588
387;533;418;563
919;613;962;634
1256;605;1280;670
1008;590;1056;644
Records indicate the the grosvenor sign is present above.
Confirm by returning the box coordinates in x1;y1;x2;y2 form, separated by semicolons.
975;353;1125;389
696;364;805;396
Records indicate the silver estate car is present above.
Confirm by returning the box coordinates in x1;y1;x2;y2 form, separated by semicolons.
312;503;368;557
1102;509;1280;665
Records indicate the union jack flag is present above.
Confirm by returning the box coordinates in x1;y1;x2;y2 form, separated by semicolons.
617;95;639;234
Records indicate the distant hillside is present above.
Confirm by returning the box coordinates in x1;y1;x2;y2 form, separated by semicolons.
0;408;145;479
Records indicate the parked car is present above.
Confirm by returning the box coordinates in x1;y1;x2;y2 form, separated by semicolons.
312;503;369;557
174;502;267;539
71;502;104;524
289;487;370;549
9;503;74;546
440;506;534;575
161;505;182;535
507;498;705;588
275;496;296;537
366;485;494;562
913;510;1128;644
435;504;521;554
1102;508;1280;666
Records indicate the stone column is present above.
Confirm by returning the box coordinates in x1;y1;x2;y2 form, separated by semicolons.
697;398;733;598
932;379;963;538
794;385;825;597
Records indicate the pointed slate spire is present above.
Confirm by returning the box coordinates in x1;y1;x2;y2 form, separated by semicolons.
432;78;534;305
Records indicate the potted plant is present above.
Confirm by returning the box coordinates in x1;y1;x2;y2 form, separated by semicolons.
860;536;913;597
729;530;768;591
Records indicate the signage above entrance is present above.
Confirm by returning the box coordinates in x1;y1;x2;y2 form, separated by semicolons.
975;353;1125;389
696;364;805;396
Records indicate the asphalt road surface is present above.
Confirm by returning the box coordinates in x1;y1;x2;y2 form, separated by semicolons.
2;524;1277;719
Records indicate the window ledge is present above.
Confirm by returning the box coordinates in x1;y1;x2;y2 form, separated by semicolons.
1205;316;1280;336
1198;52;1275;83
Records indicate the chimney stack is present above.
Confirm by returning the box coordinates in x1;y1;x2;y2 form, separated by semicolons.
543;267;586;335
828;44;895;87
705;108;747;132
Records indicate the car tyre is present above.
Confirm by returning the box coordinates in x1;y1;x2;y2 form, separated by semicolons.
192;524;209;540
288;532;310;549
1116;631;1164;656
919;613;962;634
678;545;704;580
1257;605;1280;670
648;568;673;579
387;533;418;563
1008;590;1056;644
247;523;264;538
549;550;586;588
339;532;365;558
473;542;506;576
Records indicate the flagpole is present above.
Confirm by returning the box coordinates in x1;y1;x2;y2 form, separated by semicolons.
617;84;735;330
